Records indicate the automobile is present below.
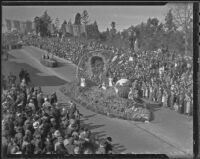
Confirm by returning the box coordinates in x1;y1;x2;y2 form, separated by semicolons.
40;56;58;67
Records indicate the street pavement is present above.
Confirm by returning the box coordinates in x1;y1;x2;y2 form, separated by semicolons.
1;46;193;158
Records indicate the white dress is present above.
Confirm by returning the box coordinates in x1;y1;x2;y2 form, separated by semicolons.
162;95;165;103
186;98;191;114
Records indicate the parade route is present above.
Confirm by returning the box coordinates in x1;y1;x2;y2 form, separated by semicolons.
2;46;193;158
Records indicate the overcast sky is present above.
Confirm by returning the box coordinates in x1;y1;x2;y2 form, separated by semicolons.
2;5;173;31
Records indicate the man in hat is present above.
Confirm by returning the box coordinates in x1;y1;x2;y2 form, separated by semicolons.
15;126;23;149
68;102;77;119
42;97;52;114
105;137;113;154
22;135;34;154
28;99;36;113
50;92;57;105
55;136;68;154
32;134;43;154
63;136;76;154
44;134;54;154
37;91;44;110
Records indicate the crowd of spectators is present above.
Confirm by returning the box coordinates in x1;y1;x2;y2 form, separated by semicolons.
2;71;114;155
21;35;193;117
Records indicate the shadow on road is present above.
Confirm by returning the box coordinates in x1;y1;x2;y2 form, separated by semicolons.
7;54;17;60
141;99;163;121
84;123;105;131
91;130;127;153
56;61;69;68
92;131;106;139
84;114;96;119
112;143;127;153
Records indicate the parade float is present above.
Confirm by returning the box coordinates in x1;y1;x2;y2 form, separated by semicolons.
40;55;58;67
60;49;152;122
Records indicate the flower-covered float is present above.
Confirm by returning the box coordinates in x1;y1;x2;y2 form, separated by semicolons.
60;49;152;122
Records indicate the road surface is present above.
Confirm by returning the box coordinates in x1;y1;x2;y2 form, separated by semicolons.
2;46;193;158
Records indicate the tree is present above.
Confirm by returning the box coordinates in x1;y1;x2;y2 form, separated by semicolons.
68;19;72;25
171;3;193;55
111;22;116;31
165;9;177;32
150;18;159;27
81;10;90;25
34;16;40;35
55;17;60;31
110;21;116;41
39;11;52;37
74;13;81;25
86;21;100;39
61;20;67;35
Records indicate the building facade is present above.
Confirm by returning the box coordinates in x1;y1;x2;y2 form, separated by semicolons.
4;19;34;34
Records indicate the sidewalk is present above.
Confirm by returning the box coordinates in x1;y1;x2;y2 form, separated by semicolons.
133;108;193;156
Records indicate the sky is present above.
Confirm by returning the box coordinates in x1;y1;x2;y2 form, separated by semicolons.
2;5;172;32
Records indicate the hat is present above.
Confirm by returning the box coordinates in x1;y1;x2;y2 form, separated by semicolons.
50;118;55;122
33;121;40;129
107;137;112;142
72;131;79;137
54;130;61;138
